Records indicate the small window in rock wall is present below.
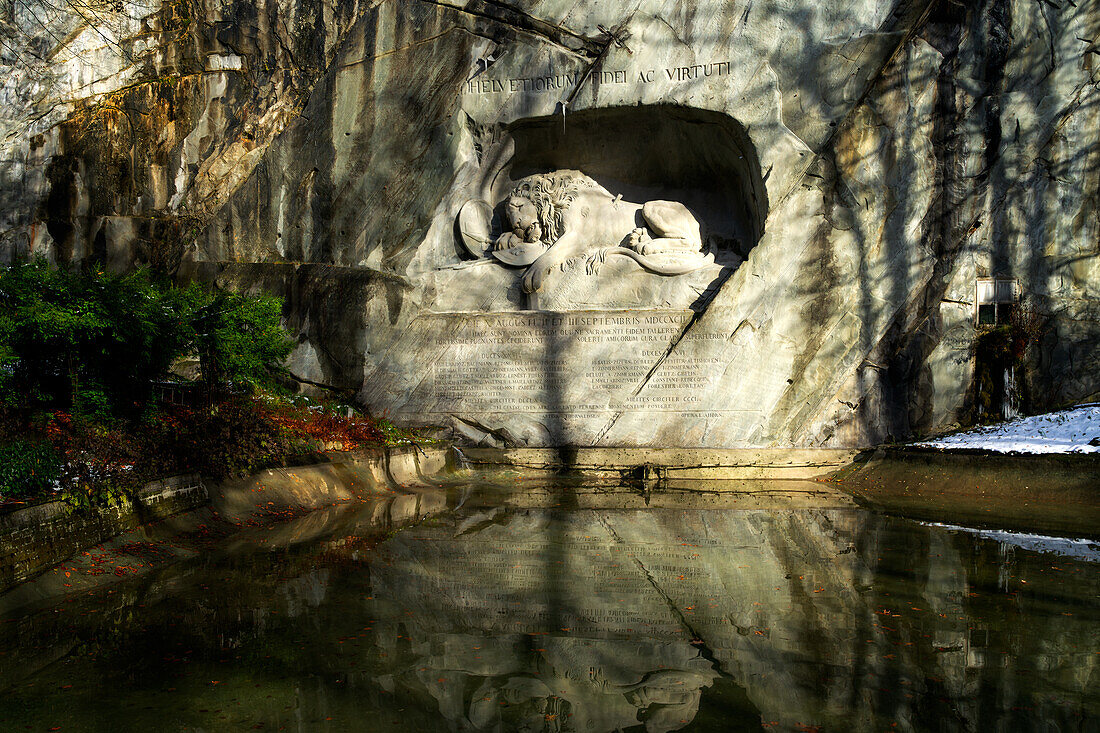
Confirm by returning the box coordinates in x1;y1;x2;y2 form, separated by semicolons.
975;278;1018;326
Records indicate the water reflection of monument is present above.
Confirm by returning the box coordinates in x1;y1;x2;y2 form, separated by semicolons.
366;507;760;731
360;502;1099;732
379;635;720;732
2;495;1094;731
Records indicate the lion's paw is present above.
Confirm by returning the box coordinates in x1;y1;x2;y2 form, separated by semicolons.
640;238;698;256
522;266;544;293
628;228;650;250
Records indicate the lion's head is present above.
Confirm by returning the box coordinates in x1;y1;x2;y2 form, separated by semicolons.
503;171;593;245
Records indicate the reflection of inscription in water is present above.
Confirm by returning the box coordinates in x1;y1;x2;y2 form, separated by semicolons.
394;544;690;636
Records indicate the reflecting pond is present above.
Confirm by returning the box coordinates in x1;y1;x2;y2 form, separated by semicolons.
0;484;1097;732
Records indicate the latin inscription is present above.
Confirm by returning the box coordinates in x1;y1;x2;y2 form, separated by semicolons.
411;310;735;416
464;60;733;95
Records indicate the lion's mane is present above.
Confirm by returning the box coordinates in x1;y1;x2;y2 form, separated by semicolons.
508;171;595;244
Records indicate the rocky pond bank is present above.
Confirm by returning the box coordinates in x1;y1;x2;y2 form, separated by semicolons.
831;405;1100;539
5;419;1098;609
0;444;452;607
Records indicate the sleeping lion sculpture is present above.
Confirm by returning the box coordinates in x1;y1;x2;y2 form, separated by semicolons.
482;170;713;293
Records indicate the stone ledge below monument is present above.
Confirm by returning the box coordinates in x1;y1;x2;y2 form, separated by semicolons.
457;447;861;480
423;255;732;312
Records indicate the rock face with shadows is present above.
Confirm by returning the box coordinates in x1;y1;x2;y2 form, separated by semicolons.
0;0;1098;446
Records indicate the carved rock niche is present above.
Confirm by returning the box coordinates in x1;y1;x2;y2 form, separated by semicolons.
448;105;768;312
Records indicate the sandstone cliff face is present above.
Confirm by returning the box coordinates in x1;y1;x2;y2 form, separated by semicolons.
1;0;1097;447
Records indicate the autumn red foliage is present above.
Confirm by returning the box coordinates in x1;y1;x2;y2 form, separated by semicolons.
0;394;399;504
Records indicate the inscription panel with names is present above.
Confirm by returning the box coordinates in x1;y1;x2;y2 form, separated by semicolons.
404;309;737;417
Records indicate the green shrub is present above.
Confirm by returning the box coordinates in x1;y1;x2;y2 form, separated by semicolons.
0;258;294;416
73;386;114;423
191;291;294;391
0;441;61;499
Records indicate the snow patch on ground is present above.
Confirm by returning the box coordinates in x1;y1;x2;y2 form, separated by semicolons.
914;405;1100;454
919;522;1100;562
